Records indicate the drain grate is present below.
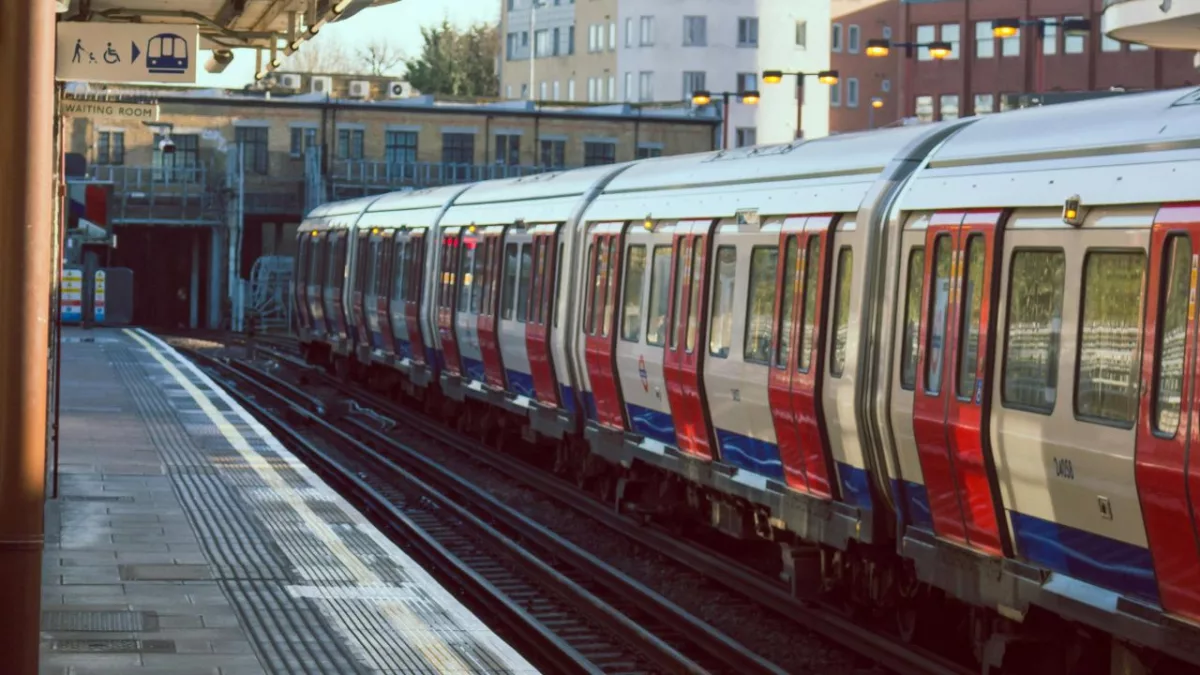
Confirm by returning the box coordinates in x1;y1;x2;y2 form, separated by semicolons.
60;495;134;503
42;610;158;633
49;639;175;653
119;564;212;581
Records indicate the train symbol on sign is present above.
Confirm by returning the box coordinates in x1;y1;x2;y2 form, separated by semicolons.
146;33;189;74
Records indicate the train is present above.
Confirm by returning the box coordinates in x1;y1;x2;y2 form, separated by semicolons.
294;87;1200;674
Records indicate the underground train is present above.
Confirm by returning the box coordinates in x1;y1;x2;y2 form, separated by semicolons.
294;87;1200;673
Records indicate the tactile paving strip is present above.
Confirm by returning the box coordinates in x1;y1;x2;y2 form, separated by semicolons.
42;610;157;633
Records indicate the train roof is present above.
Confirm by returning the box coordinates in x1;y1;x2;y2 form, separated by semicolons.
439;164;628;227
365;184;471;214
304;194;380;221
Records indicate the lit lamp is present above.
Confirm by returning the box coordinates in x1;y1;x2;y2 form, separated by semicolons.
865;39;890;57
871;97;884;109
741;90;761;105
926;41;952;59
992;18;1021;38
691;90;713;106
817;70;839;85
762;70;784;85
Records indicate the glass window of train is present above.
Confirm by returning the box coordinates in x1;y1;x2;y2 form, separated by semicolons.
924;236;952;392
602;238;619;338
686;240;705;353
593;239;612;336
584;242;598;335
412;238;425;304
1002;249;1065;413
621;245;647;342
457;240;475;312
744;246;779;364
831;246;854;376
484;239;497;316
799;238;822;372
708;246;737;358
308;237;323;288
899;247;925;389
670;240;691;349
517;243;534;323
647;245;673;346
1155;237;1191;435
502;242;520;321
532;239;546;324
1076;250;1145;427
392;241;407;304
366;241;380;300
552;241;563;328
469;240;485;313
776;236;801;368
955;235;986;399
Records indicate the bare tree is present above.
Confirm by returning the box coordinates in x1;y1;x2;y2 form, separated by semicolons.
283;34;354;73
356;36;405;76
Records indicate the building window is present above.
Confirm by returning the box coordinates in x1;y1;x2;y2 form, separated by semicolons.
588;24;600;52
540;81;547;99
442;132;475;167
848;24;860;53
568;24;576;54
553;80;561;99
738;17;759;47
289;127;317;158
1101;15;1122;52
553;27;561;56
940;94;959;120
495;134;520;166
735;127;757;147
916;25;935;60
683;15;707;46
636;144;662;159
683;71;706;99
521;31;528;47
1130;41;1150;51
540;139;565;168
567;79;576;101
847;78;859;108
795;20;807;47
506;84;513;99
506;32;517;60
607;75;616;101
915;95;934;122
584;141;616;166
975;21;995;58
737;72;757;92
973;93;994;115
832;23;843;52
587;77;598;102
940;23;960;59
639;71;654;100
97;130;125;165
624;71;633;101
831;80;841;107
625;17;633;47
1002;27;1020;56
882;78;891;92
385;130;417;165
883;26;893;40
609;21;616;50
337;128;364;160
1042;20;1060;54
154;132;198;181
535;29;550;57
234;126;268;175
1064;15;1086;53
640;16;655;46
1000;92;1017;111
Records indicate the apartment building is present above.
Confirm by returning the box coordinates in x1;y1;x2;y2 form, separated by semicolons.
500;0;761;147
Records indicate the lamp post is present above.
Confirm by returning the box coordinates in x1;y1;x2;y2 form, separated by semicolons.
869;96;884;129
690;89;761;150
992;17;1091;94
865;38;952;119
760;69;839;140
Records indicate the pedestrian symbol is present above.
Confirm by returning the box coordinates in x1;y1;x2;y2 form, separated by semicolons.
72;39;84;63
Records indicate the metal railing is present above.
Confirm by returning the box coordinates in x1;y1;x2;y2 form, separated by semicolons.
90;165;224;225
331;160;559;191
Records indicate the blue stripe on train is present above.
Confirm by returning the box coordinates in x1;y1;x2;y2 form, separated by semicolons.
1009;510;1159;604
714;428;784;481
891;479;933;531
462;357;485;383
392;338;412;360
560;384;577;414
626;403;677;446
506;369;535;398
837;462;873;511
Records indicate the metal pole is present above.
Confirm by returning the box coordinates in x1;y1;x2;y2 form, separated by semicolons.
795;77;805;139
722;93;731;150
0;0;55;672
51;92;66;501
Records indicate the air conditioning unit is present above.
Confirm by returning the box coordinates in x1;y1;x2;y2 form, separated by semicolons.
278;73;302;90
348;80;370;98
387;80;406;99
310;75;332;95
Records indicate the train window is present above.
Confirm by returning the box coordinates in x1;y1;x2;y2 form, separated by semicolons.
392;241;407;303
1155;236;1191;435
621;245;647;342
325;237;341;295
799;238;822;372
469;240;485;313
552;241;563;328
900;248;925;389
457;240;475;312
685;240;705;353
669;240;691;350
776;236;801;368
501;243;520;321
308;236;324;288
646;246;673;346
532;239;546;324
831;246;854;377
1076;250;1145;427
367;240;380;300
601;238;618;338
744;246;779;364
925;236;952;393
1002;249;1065;413
956;235;986;399
410;237;425;303
517;244;534;323
708;246;737;358
584;242;598;335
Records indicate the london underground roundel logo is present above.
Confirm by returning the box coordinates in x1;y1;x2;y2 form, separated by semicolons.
638;354;649;392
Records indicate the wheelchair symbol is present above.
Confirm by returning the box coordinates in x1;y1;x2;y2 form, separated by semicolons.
103;42;120;64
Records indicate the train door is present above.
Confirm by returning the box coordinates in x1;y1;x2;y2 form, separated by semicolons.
364;233;386;351
437;227;463;376
294;235;311;332
615;222;674;446
526;227;561;407
478;227;508;389
455;228;486;383
1136;204;1200;623
306;233;327;335
583;223;626;428
389;236;410;360
663;219;716;460
767;215;836;496
912;210;1009;557
498;229;535;397
374;231;395;355
326;231;350;343
406;233;428;366
351;230;372;348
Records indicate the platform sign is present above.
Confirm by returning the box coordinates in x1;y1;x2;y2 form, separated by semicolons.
60;98;159;122
56;23;198;84
62;270;82;323
94;270;106;323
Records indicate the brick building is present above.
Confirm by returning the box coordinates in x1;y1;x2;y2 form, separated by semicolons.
826;0;1198;133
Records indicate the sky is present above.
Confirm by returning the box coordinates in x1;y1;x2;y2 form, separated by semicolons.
196;0;499;88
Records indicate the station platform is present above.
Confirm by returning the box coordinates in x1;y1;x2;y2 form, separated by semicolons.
40;327;538;675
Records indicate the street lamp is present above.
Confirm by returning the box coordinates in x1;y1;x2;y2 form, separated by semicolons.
760;69;839;140
690;90;761;149
991;17;1092;93
869;96;884;129
865;38;953;60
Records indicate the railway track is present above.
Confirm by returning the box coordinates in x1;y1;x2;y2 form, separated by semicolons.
183;347;787;675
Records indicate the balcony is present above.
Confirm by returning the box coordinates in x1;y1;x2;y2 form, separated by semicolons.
329;160;559;200
90;165;224;226
1103;0;1200;50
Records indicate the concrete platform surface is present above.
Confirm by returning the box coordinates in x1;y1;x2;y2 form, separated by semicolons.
40;327;539;675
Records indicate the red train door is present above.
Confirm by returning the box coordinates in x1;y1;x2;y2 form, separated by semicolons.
912;210;1008;557
1136;204;1200;621
583;225;625;428
405;234;427;366
663;220;714;460
768;216;836;496
526;229;561;407
436;230;462;375
479;228;507;390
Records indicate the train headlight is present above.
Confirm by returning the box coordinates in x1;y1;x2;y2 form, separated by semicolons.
1063;195;1084;227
